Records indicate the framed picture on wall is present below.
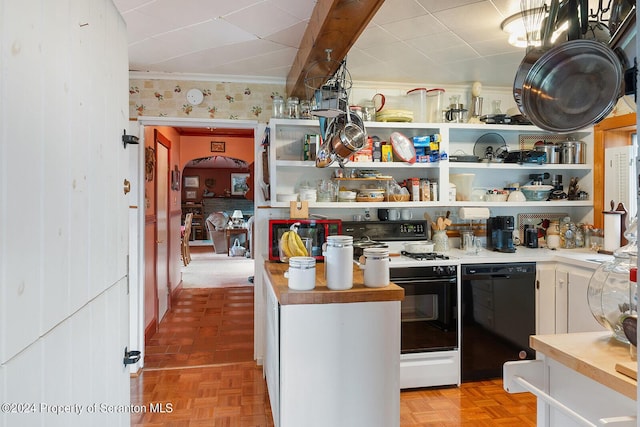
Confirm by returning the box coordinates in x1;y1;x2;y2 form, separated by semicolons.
231;173;250;196
211;141;225;152
184;175;199;188
185;190;197;199
171;166;180;191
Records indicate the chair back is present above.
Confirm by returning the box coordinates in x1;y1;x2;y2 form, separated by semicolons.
184;212;193;240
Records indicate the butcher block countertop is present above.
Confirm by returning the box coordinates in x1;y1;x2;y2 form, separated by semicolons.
531;332;637;400
264;261;404;306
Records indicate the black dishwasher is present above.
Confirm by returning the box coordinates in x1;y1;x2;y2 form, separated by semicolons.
461;263;536;381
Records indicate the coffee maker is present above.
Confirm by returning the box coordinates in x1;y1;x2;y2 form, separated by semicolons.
486;216;516;253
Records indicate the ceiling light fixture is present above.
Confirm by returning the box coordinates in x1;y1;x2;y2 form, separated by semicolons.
500;7;546;48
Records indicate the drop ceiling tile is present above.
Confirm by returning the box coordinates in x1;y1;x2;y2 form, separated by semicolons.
120;9;175;44
427;43;480;64
372;0;429;25
223;2;302;38
433;2;504;32
417;0;486;14
406;32;467;57
353;25;400;50
269;0;316;20
265;20;308;48
469;36;522;56
382;13;447;40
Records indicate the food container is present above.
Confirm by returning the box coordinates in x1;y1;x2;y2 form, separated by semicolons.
520;185;554;201
403;241;435;253
284;256;316;290
373;93;414;122
358;247;390;288
323;235;354;290
356;189;385;202
485;191;508;202
406;88;428;123
449;173;475;201
426;88;445;123
338;190;357;202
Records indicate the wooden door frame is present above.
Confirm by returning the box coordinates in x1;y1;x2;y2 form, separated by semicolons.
154;130;172;315
593;113;636;229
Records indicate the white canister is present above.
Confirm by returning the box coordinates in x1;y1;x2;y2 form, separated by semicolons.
323;235;353;290
359;248;390;288
285;256;316;290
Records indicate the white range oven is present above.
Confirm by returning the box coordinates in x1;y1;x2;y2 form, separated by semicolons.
342;220;460;389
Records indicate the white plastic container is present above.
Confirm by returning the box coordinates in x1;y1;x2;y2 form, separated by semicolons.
285;256;316;290
406;88;428;123
426;88;445;123
323;235;353;290
449;173;475;201
359;248;390;288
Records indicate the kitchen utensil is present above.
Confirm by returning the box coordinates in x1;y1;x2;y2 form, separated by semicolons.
534;142;560;164
390;131;416;163
403;241;435;253
507;189;526;202
513;40;622;132
473;133;507;162
521;185;554;201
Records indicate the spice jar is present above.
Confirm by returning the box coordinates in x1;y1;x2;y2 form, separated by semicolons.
272;95;284;119
286;96;299;119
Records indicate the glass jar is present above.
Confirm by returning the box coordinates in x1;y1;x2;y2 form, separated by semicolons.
272;95;284;119
286;96;299;119
588;216;637;343
300;100;312;119
433;230;449;253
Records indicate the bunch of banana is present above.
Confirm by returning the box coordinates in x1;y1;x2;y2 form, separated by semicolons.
280;230;309;258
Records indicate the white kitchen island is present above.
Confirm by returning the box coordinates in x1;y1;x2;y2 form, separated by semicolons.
263;261;404;427
504;332;637;426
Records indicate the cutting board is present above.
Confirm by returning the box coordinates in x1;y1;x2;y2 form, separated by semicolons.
615;360;637;380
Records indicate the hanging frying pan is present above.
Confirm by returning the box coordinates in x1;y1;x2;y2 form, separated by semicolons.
513;0;624;132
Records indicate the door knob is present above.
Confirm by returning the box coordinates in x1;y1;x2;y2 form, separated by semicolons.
123;179;131;194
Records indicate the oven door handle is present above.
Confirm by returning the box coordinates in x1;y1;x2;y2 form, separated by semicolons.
391;277;456;285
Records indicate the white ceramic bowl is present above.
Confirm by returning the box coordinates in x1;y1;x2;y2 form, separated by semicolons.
507;189;527;202
276;193;298;202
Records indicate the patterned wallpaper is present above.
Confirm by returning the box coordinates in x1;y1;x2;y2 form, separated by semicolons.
129;79;286;122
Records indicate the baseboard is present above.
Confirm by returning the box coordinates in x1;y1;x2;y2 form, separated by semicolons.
172;280;183;299
145;318;157;344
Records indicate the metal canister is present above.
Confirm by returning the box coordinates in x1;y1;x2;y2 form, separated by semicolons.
535;143;560;164
560;141;576;164
573;140;586;163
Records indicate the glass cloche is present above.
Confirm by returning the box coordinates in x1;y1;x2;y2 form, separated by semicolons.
587;216;637;343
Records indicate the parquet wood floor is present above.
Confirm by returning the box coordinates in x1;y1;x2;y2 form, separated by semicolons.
143;287;254;370
132;287;537;426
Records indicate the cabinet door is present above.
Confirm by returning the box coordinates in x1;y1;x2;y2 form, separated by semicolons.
264;274;280;427
555;269;569;334
567;268;605;333
536;263;556;335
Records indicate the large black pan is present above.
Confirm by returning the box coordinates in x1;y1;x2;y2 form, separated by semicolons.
513;0;623;132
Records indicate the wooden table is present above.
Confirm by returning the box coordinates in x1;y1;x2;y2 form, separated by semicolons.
225;227;248;256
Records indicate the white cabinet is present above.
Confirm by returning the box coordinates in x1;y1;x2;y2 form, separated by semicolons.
267;119;594;212
556;263;606;333
263;269;401;427
536;262;556;335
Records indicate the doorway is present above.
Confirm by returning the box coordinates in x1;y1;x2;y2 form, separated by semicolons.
155;131;171;321
133;117;264;370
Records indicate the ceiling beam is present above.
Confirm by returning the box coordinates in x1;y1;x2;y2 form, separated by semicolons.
286;0;386;99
